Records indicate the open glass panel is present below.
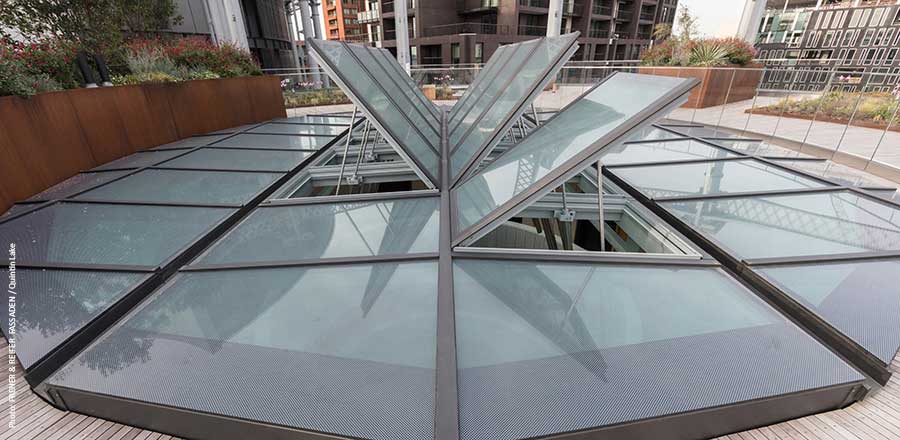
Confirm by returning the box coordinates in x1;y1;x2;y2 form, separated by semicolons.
452;72;699;246
662;190;900;259
450;33;579;182
360;47;441;132
447;44;516;127
213;133;335;150
0;268;147;369
308;39;439;187
759;259;900;364
49;260;438;440
0;203;233;266
598;139;740;166
611;158;828;199
196;196;440;265
454;259;863;440
160;148;316;172
376;49;441;120
75;169;283;205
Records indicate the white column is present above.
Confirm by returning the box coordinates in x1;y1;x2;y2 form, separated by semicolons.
298;0;322;86
736;0;768;44
395;0;411;73
547;0;563;37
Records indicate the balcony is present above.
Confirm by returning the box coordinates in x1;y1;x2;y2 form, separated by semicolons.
615;9;633;21
519;0;550;8
421;22;511;37
588;28;610;38
518;24;547;36
639;11;656;21
357;8;380;24
592;4;613;15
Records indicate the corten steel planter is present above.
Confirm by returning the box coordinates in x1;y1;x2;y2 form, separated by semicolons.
638;66;763;109
0;75;286;212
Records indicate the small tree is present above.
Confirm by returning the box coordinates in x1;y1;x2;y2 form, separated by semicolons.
673;6;699;66
0;0;181;54
652;23;672;41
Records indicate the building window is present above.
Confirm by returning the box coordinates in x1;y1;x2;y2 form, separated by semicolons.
822;11;832;29
874;28;886;45
833;10;846;28
864;48;877;65
850;9;862;27
842;30;855;46
474;43;484;64
875;48;887;65
450;43;460;65
862;29;876;45
844;48;856;65
871;8;886;27
872;67;889;84
888;68;900;85
822;31;835;47
884;29;895;46
861;9;872;27
809;31;820;46
895;9;900;24
885;48;898;65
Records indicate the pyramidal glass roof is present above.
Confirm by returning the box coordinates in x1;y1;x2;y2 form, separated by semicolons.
2;36;888;440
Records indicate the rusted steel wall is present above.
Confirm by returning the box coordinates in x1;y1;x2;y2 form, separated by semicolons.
0;75;285;212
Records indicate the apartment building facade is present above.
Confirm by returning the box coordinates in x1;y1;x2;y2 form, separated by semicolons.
354;0;677;65
322;0;370;41
754;0;900;92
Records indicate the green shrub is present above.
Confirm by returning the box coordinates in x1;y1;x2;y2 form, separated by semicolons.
284;88;351;108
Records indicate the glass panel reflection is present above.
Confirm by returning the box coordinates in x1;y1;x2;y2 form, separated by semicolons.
0;269;145;368
161;148;315;172
454;259;862;440
761;260;900;363
198;196;440;264
214;133;333;150
94;150;185;170
248;123;347;136
27;171;131;201
599;139;738;166
664;190;900;259
0;203;233;265
152;135;228;150
613;159;827;198
50;261;438;440
76;169;283;205
454;73;694;236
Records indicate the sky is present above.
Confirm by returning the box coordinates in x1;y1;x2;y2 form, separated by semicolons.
674;0;748;38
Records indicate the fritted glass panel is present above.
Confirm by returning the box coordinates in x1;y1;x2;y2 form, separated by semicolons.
213;133;333;150
50;261;438;440
94;150;185;170
198;196;439;264
599;139;738;166
448;45;516;126
75;169;282;205
0;269;146;368
311;39;440;181
160;148;315;172
613;159;827;198
761;260;900;363
450;34;577;178
273;115;352;125
626;126;688;142
27;171;131;201
152;134;228;150
249;123;347;136
0;203;233;265
454;259;863;440
663;190;900;259
454;72;694;236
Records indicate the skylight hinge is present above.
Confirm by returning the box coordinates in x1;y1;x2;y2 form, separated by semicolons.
554;208;576;222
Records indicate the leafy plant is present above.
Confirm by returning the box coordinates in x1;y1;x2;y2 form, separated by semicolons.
283;88;351;108
124;45;179;76
689;41;729;67
640;7;757;67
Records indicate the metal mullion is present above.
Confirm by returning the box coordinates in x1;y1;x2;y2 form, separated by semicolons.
448;46;516;123
308;40;438;188
263;189;440;207
59;198;242;209
434;110;459;440
620;136;694;145
453;77;700;247
14;262;157;272
340;42;440;155
363;50;440;139
200;146;322;153
448;40;545;145
604;156;749;169
745;250;900;267
451;39;580;186
454;71;623;190
451;247;716;266
242;131;340;138
182;252;440;272
146;166;288;174
374;49;442;125
651;186;846;203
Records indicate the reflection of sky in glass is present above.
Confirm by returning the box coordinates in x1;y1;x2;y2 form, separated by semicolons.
599;139;737;166
199;197;440;264
454;73;692;234
665;190;900;259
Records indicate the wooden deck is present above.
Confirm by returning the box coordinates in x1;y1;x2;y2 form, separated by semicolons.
2;336;898;440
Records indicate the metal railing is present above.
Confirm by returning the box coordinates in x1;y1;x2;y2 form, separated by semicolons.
421;22;511;37
267;62;900;185
518;24;547;36
592;4;613;15
588;28;610;39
